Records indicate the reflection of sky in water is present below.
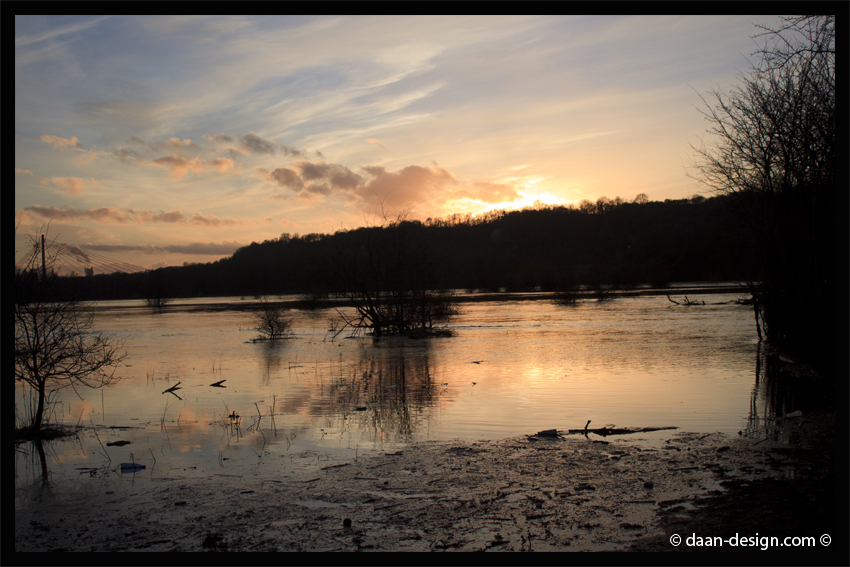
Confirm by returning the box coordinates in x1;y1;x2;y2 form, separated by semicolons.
16;293;761;478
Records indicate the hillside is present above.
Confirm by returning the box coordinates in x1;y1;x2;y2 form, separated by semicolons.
54;195;757;301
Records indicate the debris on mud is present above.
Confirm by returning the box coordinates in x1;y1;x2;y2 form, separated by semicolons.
14;412;835;552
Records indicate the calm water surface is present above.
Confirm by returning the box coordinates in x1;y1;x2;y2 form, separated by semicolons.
17;289;770;488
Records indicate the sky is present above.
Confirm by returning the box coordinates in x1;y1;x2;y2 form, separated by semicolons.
15;15;782;272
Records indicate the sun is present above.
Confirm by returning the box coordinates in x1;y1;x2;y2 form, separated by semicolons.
510;190;566;210
476;186;567;215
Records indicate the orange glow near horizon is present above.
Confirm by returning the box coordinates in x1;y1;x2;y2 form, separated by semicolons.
16;15;775;270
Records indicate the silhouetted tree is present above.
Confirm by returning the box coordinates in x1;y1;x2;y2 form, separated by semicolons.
15;229;126;435
690;15;835;368
327;207;458;337
144;270;172;309
252;297;293;340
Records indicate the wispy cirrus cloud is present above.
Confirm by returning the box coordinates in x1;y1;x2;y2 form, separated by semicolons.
15;15;777;269
15;16;111;49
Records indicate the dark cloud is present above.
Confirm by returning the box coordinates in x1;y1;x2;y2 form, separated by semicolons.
113;147;146;161
240;132;277;155
268;167;304;190
295;161;363;190
22;205;251;227
305;183;332;196
145;210;187;223
189;212;252;227
263;162;362;198
262;160;520;211
329;168;362;191
297;161;331;181
162;241;244;255
208;133;234;144
24;205;133;223
83;241;243;255
280;144;305;157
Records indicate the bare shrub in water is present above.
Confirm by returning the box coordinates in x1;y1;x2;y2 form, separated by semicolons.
327;206;459;338
252;297;292;340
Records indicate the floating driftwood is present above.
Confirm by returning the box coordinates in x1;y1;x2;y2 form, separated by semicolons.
210;380;226;387
162;381;182;394
106;440;131;447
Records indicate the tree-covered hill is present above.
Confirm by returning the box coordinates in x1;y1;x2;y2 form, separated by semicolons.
52;195;757;301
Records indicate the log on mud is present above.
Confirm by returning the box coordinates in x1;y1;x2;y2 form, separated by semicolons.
563;426;678;437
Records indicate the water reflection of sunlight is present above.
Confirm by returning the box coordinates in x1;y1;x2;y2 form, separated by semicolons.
17;293;790;486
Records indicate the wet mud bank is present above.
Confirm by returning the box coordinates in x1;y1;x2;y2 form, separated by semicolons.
15;412;837;553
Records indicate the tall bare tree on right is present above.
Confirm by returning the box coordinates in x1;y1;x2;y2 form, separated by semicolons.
690;16;835;370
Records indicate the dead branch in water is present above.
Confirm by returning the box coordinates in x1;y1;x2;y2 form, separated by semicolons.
667;295;704;306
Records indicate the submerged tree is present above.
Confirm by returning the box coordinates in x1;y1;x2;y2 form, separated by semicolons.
144;269;172;310
252;297;293;340
15;230;126;434
327;207;458;338
690;15;835;369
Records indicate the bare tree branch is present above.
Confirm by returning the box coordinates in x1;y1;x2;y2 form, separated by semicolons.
15;229;126;433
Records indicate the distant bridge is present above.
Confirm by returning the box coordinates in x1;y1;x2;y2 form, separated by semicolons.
16;241;146;276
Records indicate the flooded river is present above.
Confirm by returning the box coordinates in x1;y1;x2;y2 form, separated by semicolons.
16;286;781;488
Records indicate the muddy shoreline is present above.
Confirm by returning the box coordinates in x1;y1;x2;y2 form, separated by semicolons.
14;411;840;554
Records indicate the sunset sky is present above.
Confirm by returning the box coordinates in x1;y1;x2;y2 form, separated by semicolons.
15;15;780;272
